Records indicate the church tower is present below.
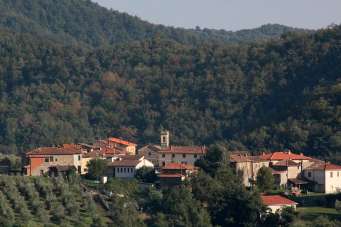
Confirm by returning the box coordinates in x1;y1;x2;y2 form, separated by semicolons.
160;130;170;148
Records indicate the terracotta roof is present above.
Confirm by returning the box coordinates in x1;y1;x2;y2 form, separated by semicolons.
261;195;298;206
83;152;102;158
108;160;140;167
230;154;251;163
27;146;81;156
108;137;137;146
273;160;300;167
260;151;311;161
162;163;195;170
120;154;143;160
159;173;184;178
160;146;207;154
306;162;341;171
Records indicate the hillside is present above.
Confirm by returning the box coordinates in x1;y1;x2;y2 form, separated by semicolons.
0;175;109;226
0;0;307;47
0;24;340;159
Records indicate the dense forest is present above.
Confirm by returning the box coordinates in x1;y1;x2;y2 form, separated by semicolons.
0;0;339;162
0;0;307;47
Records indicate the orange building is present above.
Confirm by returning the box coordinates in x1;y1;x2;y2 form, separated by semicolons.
25;145;83;176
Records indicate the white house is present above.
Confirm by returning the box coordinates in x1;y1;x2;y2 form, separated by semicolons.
107;156;154;179
303;162;341;194
261;195;298;213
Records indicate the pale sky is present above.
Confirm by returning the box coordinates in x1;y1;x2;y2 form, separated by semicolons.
93;0;341;31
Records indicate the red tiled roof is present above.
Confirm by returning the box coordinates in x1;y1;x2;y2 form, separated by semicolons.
27;146;81;156
306;162;341;171
158;173;184;178
83;152;102;158
260;151;311;161
273;160;300;167
108;137;137;146
160;146;207;154
108;160;140;167
230;154;251;163
162;163;195;170
261;195;298;206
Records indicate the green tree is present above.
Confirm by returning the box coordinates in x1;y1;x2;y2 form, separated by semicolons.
86;158;107;180
256;166;275;192
192;166;262;227
150;187;212;227
135;167;157;183
195;144;229;176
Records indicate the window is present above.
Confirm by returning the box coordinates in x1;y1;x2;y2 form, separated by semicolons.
117;168;120;173
330;172;333;178
162;162;165;166
194;154;197;158
172;154;175;158
40;170;44;175
78;155;81;161
45;157;49;162
148;152;151;156
49;156;54;162
308;172;312;178
162;154;165;158
183;154;186;158
55;158;58;162
77;166;81;174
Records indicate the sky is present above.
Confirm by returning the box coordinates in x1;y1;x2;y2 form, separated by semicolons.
93;0;341;31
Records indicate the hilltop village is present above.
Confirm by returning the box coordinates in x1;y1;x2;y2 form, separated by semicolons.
22;130;341;197
0;129;334;222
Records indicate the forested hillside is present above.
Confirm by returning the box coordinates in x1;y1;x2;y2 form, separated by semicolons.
0;24;340;159
0;0;339;160
0;0;306;47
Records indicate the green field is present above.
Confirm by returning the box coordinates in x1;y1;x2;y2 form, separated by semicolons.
298;207;341;222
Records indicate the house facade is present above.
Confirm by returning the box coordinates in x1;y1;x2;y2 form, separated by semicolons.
158;163;197;187
303;162;341;193
106;156;154;179
138;144;161;166
261;195;298;213
158;146;207;166
25;145;84;176
106;137;137;155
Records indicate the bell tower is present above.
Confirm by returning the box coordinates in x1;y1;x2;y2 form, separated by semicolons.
160;130;170;148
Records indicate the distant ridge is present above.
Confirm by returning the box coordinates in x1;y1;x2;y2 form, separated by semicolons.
0;0;310;47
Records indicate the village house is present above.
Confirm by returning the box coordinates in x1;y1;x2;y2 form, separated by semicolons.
106;155;154;179
95;137;137;155
138;144;161;166
261;195;298;213
303;162;341;193
158;162;197;187
138;130;207;167
158;130;206;166
25;136;135;177
230;150;341;194
25;144;84;176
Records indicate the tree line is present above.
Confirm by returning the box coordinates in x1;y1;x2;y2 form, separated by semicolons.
0;24;339;160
